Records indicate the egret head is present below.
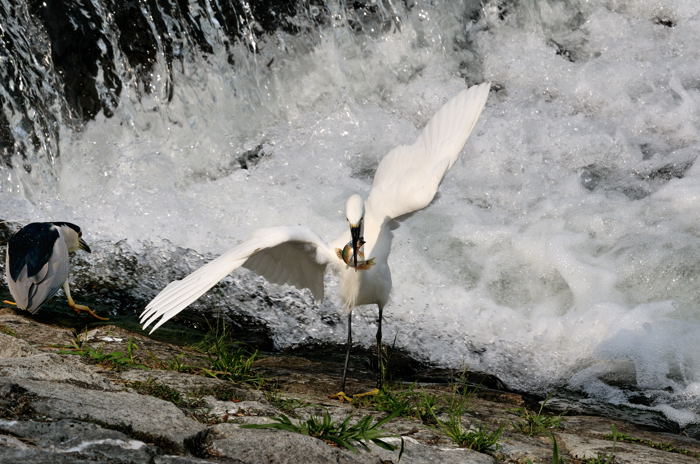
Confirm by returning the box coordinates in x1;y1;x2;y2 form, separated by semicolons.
54;222;91;253
345;194;364;268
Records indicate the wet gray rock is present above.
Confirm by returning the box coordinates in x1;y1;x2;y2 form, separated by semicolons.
547;393;680;432
372;436;495;464
205;398;281;421
0;353;117;390
154;456;219;464
0;332;39;357
206;423;369;464
205;424;494;464
557;432;699;464
119;369;262;401
0;418;157;463
0;378;206;453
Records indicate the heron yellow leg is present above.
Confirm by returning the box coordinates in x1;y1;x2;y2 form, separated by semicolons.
63;282;109;321
2;300;17;306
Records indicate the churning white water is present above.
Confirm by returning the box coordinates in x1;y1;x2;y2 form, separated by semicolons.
2;1;700;426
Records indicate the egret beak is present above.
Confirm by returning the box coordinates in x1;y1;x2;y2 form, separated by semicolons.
350;224;361;270
79;238;91;253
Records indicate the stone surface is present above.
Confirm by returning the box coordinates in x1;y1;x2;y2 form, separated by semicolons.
0;332;39;357
0;378;206;453
0;418;157;463
119;369;262;401
206;398;283;421
0;353;117;390
0;310;697;464
373;436;495;464
206;423;369;464
557;432;699;464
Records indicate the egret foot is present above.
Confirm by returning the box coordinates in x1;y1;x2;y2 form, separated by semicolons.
69;302;109;321
352;388;380;399
329;391;354;403
329;388;380;403
2;300;17;306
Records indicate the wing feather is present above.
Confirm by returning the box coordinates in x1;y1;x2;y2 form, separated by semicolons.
140;226;336;333
367;82;490;221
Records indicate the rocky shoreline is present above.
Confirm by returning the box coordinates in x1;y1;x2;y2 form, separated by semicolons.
0;306;698;464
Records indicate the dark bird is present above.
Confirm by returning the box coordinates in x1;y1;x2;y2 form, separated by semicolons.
4;222;107;320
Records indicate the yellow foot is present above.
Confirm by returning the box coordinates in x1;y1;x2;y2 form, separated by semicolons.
352;388;380;399
329;391;354;403
70;303;109;321
329;388;380;403
2;300;17;306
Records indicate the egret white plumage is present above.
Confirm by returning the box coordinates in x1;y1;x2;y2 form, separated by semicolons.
4;222;108;320
140;82;490;394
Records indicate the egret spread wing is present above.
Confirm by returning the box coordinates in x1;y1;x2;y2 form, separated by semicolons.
140;226;337;333
367;82;490;221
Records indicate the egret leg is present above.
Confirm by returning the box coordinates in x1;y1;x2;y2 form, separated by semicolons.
63;282;109;321
329;311;354;403
376;304;384;390
341;310;352;392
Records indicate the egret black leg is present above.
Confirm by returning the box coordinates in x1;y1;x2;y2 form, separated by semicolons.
376;304;384;390
341;310;352;392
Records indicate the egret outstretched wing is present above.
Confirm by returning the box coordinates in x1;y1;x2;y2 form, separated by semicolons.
367;82;490;221
140;226;338;333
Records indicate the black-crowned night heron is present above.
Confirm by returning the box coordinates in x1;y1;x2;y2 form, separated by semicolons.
139;83;490;399
3;222;107;320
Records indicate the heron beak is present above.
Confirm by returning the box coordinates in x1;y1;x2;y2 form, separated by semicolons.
350;224;361;270
79;238;91;253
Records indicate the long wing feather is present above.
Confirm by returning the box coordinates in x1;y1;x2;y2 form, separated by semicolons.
366;82;490;221
139;226;337;333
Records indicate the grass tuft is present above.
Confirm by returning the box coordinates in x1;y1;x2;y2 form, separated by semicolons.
60;338;148;370
511;397;563;436
193;327;264;386
127;377;205;409
242;410;404;457
439;417;503;452
0;323;17;337
353;385;442;425
263;391;311;417
435;395;502;452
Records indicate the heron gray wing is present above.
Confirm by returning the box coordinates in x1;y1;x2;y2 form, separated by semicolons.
7;222;59;281
6;228;70;313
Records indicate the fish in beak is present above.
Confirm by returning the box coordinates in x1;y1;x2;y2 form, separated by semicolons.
350;223;362;270
79;238;91;253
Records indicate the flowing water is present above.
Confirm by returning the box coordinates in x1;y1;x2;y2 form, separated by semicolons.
2;0;700;428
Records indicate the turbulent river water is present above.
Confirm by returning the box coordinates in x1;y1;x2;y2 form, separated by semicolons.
2;0;700;427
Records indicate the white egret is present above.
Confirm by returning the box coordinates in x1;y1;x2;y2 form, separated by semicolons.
140;82;490;394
